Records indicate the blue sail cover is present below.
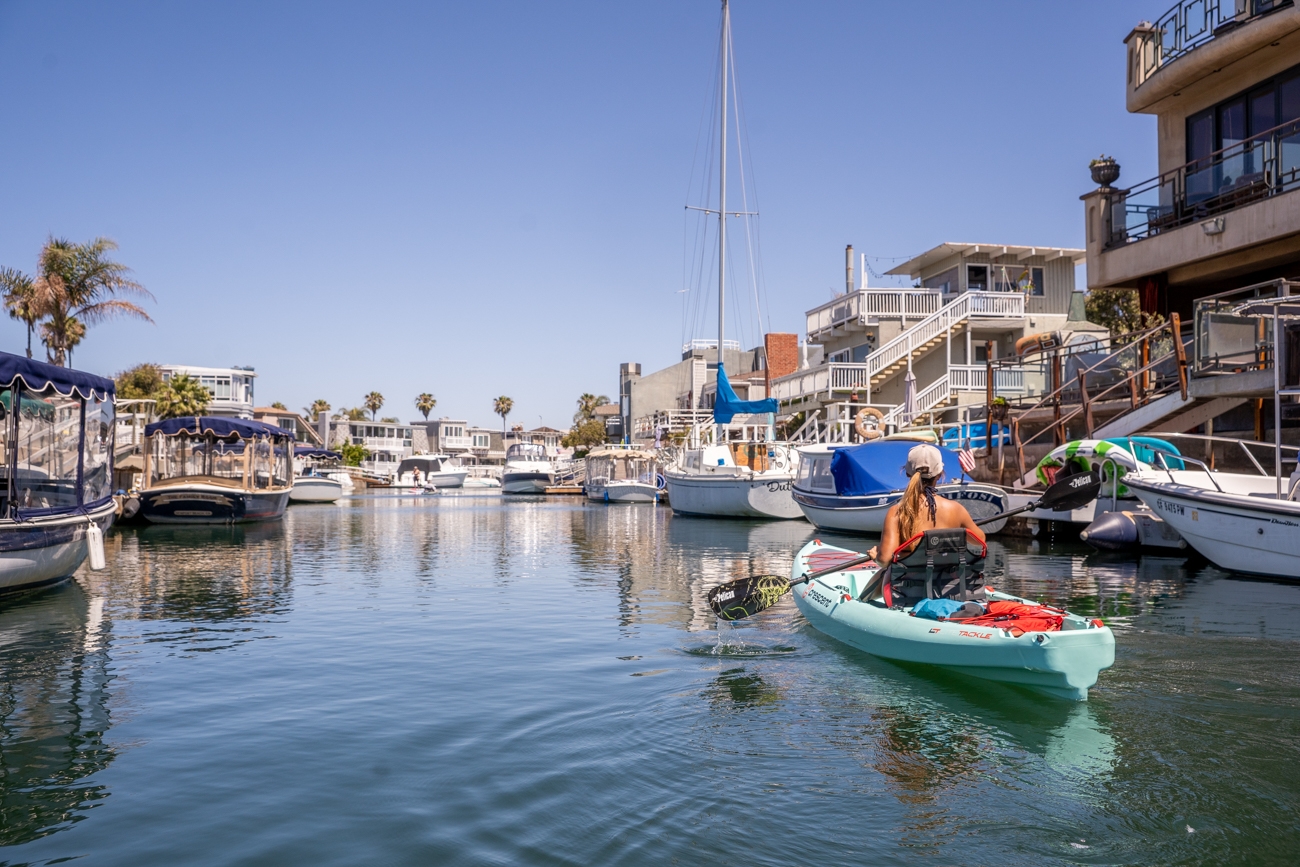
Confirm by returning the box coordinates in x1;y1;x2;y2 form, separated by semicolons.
145;416;293;440
829;440;965;497
0;350;115;400
712;363;778;424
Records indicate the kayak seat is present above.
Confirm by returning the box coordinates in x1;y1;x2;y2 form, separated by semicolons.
883;528;988;607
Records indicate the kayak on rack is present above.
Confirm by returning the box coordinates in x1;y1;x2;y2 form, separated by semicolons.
788;540;1115;701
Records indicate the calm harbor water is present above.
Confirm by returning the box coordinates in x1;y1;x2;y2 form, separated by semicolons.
2;493;1299;866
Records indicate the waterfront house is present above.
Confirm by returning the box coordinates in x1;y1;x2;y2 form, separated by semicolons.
1069;0;1300;443
323;418;419;476
619;338;782;442
419;418;506;464
253;407;324;445
159;365;257;419
769;245;1104;441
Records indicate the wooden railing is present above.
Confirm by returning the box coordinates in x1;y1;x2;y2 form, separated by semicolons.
1008;315;1192;482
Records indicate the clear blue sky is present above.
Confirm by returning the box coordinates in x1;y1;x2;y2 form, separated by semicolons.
0;0;1156;429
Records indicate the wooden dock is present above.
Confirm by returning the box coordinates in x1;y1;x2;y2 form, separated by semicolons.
545;485;585;495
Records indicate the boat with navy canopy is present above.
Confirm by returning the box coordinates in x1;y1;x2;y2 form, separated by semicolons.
0;351;116;592
290;445;345;503
793;440;1009;534
138;416;294;523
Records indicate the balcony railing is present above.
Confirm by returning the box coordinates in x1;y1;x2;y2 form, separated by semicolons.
1106;117;1300;247
1134;0;1292;85
1193;278;1300;372
805;289;942;338
682;338;741;353
440;435;473;449
949;365;1030;395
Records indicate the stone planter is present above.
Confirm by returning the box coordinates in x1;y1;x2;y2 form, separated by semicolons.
1090;160;1120;188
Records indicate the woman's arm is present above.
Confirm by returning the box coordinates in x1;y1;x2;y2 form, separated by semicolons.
956;504;987;543
877;505;901;564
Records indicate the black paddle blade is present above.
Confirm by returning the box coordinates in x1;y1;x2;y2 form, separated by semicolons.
1040;469;1103;512
707;575;791;621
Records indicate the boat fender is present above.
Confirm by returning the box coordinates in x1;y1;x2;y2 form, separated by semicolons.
853;407;885;440
86;522;106;571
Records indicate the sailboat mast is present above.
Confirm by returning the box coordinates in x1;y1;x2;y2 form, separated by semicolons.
716;0;729;440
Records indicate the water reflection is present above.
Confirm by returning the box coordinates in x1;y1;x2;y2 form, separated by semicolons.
0;581;114;846
82;521;292;652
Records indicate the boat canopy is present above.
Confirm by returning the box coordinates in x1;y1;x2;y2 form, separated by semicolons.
296;445;342;460
712;364;777;424
0;351;115;400
397;456;448;473
146;416;292;440
830;440;964;497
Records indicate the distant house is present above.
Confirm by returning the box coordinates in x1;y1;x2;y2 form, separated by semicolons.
418;418;506;464
253;407;324;445
160;365;257;419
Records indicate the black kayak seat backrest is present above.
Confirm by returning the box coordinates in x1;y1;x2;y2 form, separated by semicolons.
893;528;987;571
887;528;988;603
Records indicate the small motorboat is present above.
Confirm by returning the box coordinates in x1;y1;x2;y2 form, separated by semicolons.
584;446;659;503
1125;462;1300;580
290;446;345;503
793;441;1009;534
0;352;116;592
501;442;554;495
787;539;1115;700
391;454;469;490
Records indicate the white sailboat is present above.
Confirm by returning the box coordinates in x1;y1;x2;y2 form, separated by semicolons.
661;0;802;521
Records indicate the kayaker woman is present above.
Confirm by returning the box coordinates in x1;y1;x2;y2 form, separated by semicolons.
868;444;985;564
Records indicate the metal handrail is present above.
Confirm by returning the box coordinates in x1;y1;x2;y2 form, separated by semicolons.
1107;115;1300;247
1133;0;1292;85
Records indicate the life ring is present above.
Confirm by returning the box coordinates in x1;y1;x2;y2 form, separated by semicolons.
854;407;885;440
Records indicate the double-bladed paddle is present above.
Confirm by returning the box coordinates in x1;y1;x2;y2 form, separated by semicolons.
706;470;1102;621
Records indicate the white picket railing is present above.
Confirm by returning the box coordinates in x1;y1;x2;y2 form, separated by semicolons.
949;364;1029;394
805;289;943;338
865;291;1024;382
883;374;953;427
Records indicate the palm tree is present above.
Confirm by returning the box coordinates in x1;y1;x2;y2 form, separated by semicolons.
31;237;154;366
364;391;385;420
155;373;212;420
493;396;514;435
0;268;40;358
574;393;611;424
415;393;436;420
303;399;331;420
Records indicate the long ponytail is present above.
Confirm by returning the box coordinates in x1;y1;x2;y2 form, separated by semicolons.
897;471;938;540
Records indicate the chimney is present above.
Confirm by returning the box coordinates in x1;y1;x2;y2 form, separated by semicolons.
846;245;854;295
764;333;799;392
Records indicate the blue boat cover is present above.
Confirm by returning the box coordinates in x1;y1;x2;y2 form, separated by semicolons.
145;416;293;440
0;350;115;400
713;363;778;424
295;445;342;459
829;440;965;496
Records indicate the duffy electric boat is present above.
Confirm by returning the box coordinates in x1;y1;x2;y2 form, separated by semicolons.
0;352;115;592
138;417;294;523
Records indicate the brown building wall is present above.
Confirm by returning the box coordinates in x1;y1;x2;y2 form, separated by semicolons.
764;333;798;390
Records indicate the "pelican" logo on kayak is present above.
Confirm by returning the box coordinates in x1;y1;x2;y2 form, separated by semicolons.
715;590;735;603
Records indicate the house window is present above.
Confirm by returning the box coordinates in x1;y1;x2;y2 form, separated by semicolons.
966;265;988;292
828;349;851;363
974;341;998;362
278;419;295;431
472;434;489;448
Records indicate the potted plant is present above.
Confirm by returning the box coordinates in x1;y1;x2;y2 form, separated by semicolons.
1090;155;1120;188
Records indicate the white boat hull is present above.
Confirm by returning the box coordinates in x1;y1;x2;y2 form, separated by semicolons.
0;500;117;592
502;473;552;495
1127;476;1300;579
290;476;344;503
586;480;658;503
793;483;1010;535
663;472;802;520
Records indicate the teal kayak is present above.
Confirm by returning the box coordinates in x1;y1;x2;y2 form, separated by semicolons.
790;540;1115;700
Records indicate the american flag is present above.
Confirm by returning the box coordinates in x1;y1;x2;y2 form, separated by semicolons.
957;448;977;475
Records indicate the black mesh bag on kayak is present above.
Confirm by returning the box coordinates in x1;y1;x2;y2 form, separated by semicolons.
883;528;988;607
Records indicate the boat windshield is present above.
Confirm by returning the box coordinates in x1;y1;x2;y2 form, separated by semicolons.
1;383;115;518
795;454;835;493
506;443;547;461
